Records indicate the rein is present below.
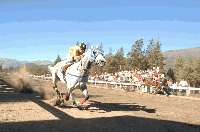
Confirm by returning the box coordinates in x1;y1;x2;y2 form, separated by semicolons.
66;73;88;78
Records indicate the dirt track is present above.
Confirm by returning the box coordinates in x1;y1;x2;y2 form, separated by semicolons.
0;74;200;132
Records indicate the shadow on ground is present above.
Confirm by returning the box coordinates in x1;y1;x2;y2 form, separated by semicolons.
0;79;200;132
77;100;156;113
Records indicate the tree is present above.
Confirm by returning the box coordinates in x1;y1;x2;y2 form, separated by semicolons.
0;63;2;71
146;38;155;69
183;57;200;87
173;55;184;82
103;47;117;73
114;47;125;71
86;43;90;50
191;58;200;87
106;47;113;56
53;55;62;66
127;39;145;70
76;41;79;46
166;68;175;80
98;43;104;55
146;39;166;72
153;40;166;72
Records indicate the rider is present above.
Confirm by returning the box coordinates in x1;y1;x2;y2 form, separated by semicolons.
62;42;87;76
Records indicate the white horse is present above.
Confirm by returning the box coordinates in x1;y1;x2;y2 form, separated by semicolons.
48;45;106;106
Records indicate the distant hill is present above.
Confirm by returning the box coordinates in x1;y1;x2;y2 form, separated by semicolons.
162;47;200;69
1;47;200;70
0;58;53;69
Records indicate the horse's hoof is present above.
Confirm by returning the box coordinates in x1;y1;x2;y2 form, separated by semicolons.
73;101;77;106
59;101;65;107
53;98;60;106
77;101;81;106
56;99;64;107
65;96;69;101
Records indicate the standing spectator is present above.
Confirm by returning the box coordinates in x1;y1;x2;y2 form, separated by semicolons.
178;79;188;87
178;79;188;96
136;72;143;82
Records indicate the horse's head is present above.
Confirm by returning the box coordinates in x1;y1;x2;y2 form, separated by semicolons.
87;45;106;67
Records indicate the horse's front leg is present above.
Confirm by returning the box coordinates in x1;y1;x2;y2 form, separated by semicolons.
79;85;89;105
69;93;77;106
64;87;78;106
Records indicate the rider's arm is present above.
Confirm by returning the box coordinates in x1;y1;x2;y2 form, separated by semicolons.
72;47;82;60
69;47;74;59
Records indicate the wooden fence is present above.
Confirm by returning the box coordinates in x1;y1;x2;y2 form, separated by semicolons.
29;75;200;96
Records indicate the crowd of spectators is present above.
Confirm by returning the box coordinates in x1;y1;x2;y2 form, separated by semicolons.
88;66;195;96
89;66;166;84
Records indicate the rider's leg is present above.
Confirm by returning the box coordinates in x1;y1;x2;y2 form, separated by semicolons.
62;55;73;79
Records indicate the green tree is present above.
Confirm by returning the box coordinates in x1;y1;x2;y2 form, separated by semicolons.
76;41;79;46
146;39;166;72
53;55;62;66
103;47;117;73
0;63;2;71
127;39;145;70
173;55;184;82
86;43;90;50
166;68;175;80
98;43;104;54
114;47;125;71
153;40;166;72
145;38;155;69
183;57;200;87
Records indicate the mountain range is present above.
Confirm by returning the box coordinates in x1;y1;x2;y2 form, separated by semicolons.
1;47;200;70
162;47;200;69
0;58;53;69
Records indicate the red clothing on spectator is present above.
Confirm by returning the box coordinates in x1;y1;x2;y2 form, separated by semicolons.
136;75;143;82
154;72;158;77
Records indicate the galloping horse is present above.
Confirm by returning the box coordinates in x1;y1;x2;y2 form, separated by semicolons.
144;77;169;96
48;45;106;106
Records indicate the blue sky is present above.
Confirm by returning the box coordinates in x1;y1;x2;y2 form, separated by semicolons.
0;0;200;62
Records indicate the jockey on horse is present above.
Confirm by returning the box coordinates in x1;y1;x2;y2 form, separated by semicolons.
61;42;87;81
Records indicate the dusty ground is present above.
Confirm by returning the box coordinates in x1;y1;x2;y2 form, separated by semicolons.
0;72;200;132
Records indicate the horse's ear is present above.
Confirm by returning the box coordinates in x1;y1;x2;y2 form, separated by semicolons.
90;45;94;49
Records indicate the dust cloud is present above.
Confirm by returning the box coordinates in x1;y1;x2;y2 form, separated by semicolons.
1;65;55;100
